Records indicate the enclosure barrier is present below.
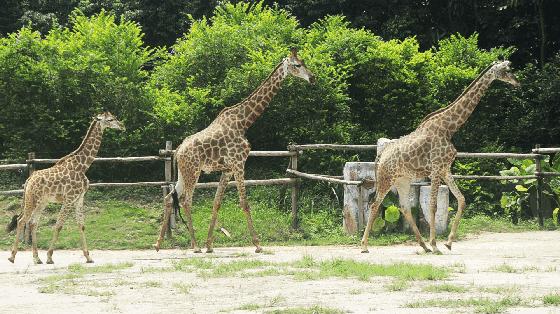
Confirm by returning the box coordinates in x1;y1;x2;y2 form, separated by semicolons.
1;142;558;234
0;141;300;239
287;143;560;227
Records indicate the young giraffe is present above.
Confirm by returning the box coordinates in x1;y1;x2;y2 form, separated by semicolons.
7;112;125;264
155;48;315;253
361;61;520;254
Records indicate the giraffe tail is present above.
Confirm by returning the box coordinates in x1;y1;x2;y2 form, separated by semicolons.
170;186;186;225
6;214;20;233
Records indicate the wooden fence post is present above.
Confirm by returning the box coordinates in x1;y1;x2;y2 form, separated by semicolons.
22;152;35;243
162;141;175;239
289;149;300;229
534;144;544;227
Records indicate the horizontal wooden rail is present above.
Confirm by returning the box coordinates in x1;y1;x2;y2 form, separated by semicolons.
287;169;361;185
532;147;560;154
456;152;539;159
452;175;538;180
29;156;165;164
0;178;296;196
0;164;27;170
288;144;377;151
159;149;296;157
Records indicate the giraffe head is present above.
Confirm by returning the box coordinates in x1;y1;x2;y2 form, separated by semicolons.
95;111;125;131
284;48;315;84
491;61;520;87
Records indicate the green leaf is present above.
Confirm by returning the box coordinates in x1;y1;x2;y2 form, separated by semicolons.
515;185;528;192
385;205;400;223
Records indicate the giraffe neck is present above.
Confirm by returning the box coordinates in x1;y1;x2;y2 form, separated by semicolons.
58;120;104;172
419;68;495;136
217;60;288;130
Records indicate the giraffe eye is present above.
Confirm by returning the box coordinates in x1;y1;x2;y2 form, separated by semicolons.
294;64;301;68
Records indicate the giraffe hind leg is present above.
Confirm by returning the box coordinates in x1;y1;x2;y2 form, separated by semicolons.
46;203;72;264
30;220;42;264
206;172;231;253
8;212;31;263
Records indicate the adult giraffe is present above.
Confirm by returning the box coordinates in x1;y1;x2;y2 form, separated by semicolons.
7;112;125;264
361;61;520;254
155;48;315;253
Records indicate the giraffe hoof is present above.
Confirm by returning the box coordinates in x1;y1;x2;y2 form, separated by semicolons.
154;243;160;252
423;247;432;253
34;258;43;265
444;243;452;251
432;249;442;255
206;248;214;253
255;247;263;253
193;248;202;253
361;249;369;253
46;260;54;264
86;259;94;264
7;257;14;263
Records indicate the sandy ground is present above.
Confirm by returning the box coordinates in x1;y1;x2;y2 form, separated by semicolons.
1;231;560;314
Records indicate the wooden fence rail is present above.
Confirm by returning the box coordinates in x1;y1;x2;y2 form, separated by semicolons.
0;142;301;235
286;143;559;227
1;142;559;230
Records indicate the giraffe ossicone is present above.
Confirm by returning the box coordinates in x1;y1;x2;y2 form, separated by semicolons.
7;112;124;264
155;48;315;253
360;60;520;254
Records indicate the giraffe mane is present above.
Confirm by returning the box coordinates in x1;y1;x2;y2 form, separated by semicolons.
417;62;495;127
55;119;99;165
215;60;284;118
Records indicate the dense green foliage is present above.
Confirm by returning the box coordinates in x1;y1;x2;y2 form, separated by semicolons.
0;1;559;219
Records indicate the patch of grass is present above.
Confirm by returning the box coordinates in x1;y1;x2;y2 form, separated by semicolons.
406;295;526;314
543;293;560;305
480;286;520;294
142;281;162;288
349;288;362;295
172;282;194;294
266;305;345;314
422;283;469;293
489;263;518;273
172;258;214;271
67;262;134;274
455;215;555;240
313;259;449;281
385;279;409;291
235;295;285;311
449;262;467;273
238;303;263;311
210;259;272;277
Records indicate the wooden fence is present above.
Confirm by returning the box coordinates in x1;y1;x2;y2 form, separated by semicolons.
1;142;559;230
286;143;560;227
0;141;300;239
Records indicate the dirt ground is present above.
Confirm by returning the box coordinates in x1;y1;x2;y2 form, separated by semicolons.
1;231;560;314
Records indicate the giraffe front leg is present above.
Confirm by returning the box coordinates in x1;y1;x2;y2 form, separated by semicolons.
233;170;262;253
428;176;442;255
361;181;391;253
206;172;231;253
8;213;30;263
73;195;94;263
443;173;466;250
29;221;42;264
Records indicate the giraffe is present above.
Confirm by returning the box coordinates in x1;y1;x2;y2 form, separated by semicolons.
360;61;520;254
7;112;125;264
155;48;315;253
